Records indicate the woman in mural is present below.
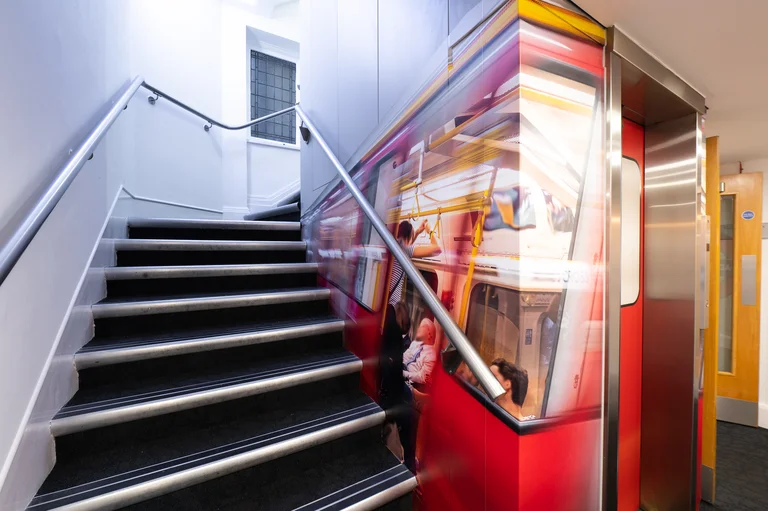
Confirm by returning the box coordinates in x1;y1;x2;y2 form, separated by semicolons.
388;219;441;306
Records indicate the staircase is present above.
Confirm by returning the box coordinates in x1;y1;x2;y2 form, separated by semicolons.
30;213;415;510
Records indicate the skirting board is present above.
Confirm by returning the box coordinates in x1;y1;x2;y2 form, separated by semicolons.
716;396;758;427
0;190;123;510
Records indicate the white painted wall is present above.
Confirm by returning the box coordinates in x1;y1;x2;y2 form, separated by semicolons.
124;0;224;215
721;159;768;428
221;0;301;217
0;1;131;506
299;0;504;210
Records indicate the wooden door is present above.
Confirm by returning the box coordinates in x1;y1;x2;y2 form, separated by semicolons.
717;172;762;426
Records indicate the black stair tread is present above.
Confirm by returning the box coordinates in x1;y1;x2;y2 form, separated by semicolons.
81;314;343;351
94;286;327;305
123;428;412;511
57;348;358;416
34;387;380;508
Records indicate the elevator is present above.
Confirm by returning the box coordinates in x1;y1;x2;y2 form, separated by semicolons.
604;28;708;511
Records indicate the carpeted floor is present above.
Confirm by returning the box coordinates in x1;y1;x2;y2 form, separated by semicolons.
700;421;768;511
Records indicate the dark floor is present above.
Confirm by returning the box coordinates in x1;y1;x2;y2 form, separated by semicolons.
701;421;768;511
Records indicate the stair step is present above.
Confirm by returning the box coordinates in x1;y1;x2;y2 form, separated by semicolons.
122;429;415;511
128;217;300;230
76;316;345;369
51;350;361;436
113;238;306;251
127;218;301;241
92;288;330;318
115;239;307;266
105;262;318;280
105;263;319;298
33;386;383;510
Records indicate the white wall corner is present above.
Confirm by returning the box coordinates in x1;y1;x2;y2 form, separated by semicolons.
248;179;300;210
759;403;768;429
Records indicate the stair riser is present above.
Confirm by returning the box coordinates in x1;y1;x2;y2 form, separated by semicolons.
129;226;301;241
94;300;332;339
78;333;344;390
106;272;318;298
117;249;307;266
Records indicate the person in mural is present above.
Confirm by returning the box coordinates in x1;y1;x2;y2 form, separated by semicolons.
388;219;441;306
455;360;479;388
380;302;412;466
490;358;530;419
403;318;437;388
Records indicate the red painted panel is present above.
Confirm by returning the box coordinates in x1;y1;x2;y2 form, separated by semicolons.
618;118;644;511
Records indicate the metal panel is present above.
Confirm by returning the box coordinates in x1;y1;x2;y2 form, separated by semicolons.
607;28;706;117
602;51;622;511
741;254;758;305
699;215;710;329
716;396;759;426
701;465;714;504
641;114;699;511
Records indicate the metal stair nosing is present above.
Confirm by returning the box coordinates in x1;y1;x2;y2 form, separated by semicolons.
91;288;330;319
75;318;346;369
111;239;307;252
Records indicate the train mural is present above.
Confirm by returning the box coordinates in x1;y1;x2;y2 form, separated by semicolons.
305;1;606;509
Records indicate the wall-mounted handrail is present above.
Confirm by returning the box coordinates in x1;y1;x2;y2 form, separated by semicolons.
0;77;298;286
0;76;145;286
294;106;505;401
0;74;503;400
142;82;296;132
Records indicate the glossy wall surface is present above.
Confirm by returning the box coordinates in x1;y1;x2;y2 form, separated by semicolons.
302;1;607;509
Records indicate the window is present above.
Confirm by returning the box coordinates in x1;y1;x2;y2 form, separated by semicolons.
463;283;560;419
250;50;296;144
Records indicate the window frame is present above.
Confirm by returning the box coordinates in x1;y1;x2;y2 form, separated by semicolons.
247;45;300;150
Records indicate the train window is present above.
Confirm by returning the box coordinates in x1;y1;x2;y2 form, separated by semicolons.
621;158;641;305
484;185;536;230
463;283;559;420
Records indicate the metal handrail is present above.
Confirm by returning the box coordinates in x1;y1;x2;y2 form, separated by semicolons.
0;75;504;400
143;82;296;132
0;76;145;285
294;106;505;401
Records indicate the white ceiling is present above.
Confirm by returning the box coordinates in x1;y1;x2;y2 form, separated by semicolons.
574;0;768;163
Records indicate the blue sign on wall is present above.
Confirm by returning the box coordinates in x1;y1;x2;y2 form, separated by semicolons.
743;210;755;220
